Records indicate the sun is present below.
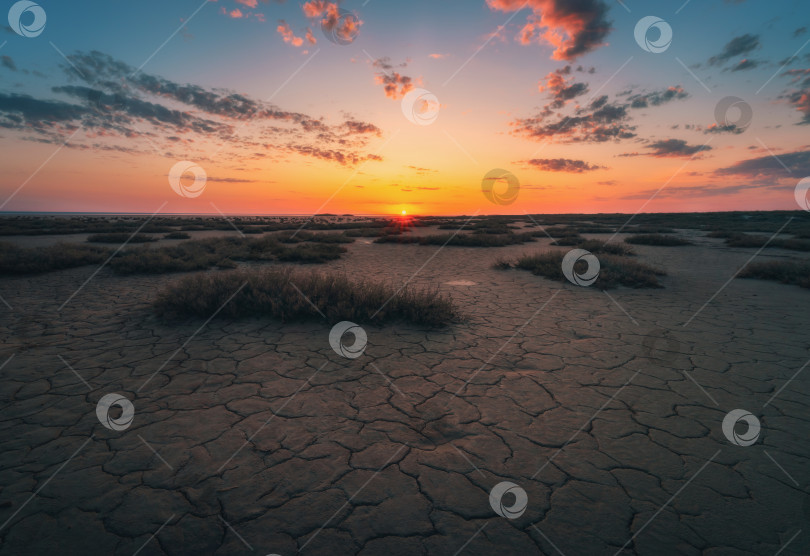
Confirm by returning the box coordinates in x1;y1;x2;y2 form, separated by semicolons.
401;209;407;215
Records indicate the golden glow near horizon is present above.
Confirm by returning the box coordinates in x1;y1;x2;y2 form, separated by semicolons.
1;1;808;215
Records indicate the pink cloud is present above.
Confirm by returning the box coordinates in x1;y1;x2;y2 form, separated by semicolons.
486;0;611;61
302;1;362;43
277;20;304;47
236;0;258;7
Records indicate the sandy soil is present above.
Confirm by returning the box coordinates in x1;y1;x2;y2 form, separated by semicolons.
1;230;809;555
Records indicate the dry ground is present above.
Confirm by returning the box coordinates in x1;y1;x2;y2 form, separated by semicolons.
0;229;809;555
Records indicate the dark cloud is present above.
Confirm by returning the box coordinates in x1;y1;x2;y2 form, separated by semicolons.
714;149;810;179
619;182;778;201
729;58;760;72
628;86;688;108
524;157;605;172
795;27;808;37
0;50;384;167
487;0;612;61
516;81;688;144
708;33;760;66
704;123;745;134
372;57;414;100
538;66;589;108
1;55;16;72
620;139;712;158
778;69;810;124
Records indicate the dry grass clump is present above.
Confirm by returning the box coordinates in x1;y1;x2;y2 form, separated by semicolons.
504;250;664;289
374;232;536;247
154;268;460;325
87;233;156;244
0;242;110;274
110;236;345;274
625;234;693;246
738;260;810;288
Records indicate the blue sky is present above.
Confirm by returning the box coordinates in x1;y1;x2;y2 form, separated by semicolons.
1;0;810;214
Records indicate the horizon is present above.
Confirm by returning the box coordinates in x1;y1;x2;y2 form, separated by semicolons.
2;1;810;214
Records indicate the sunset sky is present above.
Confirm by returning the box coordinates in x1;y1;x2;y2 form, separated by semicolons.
1;0;810;215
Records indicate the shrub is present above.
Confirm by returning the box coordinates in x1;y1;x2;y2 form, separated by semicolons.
109;236;346;274
510;251;664;288
374;232;535;247
153;268;460;326
87;233;156;244
0;242;110;274
739;260;810;288
625;234;693;246
164;232;191;240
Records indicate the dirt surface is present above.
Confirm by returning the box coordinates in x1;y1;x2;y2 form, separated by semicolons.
1;231;809;555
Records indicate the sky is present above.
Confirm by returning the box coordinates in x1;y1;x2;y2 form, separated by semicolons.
1;0;810;215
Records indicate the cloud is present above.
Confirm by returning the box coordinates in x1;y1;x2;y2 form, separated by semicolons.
730;58;760;72
277;21;304;47
515;79;689;143
305;27;317;45
486;0;612;61
513;95;635;143
218;1;266;22
779;69;810;124
373;58;414;100
707;33;760;66
428;53;449;59
407;165;436;174
627;85;688;108
302;1;362;43
714;149;810;179
619;182;779;200
524;157;605;172
795;27;808;37
704;123;745;134
620;139;712;158
538;65;588;107
1;55;16;72
1;50;384;167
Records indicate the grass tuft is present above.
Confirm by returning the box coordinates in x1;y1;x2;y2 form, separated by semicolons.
625;234;693;246
154;268;460;325
87;233;156;244
739;260;810;288
509;250;664;289
0;242;110;274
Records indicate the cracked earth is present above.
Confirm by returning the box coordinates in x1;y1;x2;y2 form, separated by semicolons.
1;231;809;555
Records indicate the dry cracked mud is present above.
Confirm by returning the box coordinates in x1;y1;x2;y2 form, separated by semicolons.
1;231;809;555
